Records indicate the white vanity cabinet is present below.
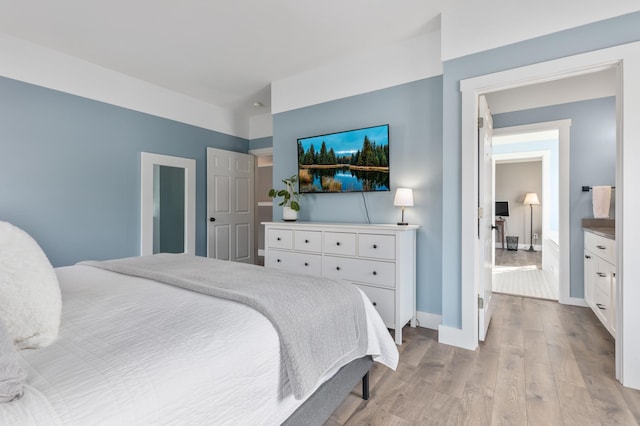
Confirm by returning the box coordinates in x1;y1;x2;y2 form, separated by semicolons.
584;230;616;337
263;222;419;345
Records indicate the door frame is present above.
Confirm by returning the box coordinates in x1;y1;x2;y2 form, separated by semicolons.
456;41;640;389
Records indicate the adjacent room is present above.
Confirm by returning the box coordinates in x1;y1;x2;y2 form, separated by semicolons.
1;2;640;424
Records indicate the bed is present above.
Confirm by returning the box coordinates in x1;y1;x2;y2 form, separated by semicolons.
0;253;398;425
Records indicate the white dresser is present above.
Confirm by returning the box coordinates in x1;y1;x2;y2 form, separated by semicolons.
263;222;419;345
584;229;616;337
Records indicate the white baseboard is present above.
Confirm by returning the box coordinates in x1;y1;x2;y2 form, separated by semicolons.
416;311;441;330
560;296;588;307
437;324;477;351
494;243;542;251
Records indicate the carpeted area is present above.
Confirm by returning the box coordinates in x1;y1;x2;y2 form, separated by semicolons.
493;264;558;300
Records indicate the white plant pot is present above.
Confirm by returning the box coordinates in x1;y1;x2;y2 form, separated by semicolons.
283;206;298;222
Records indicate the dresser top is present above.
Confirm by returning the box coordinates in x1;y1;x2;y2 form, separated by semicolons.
262;221;420;231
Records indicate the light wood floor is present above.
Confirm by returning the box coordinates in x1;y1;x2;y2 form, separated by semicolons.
327;294;640;425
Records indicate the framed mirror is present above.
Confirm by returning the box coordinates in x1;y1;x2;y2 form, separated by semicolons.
141;152;196;256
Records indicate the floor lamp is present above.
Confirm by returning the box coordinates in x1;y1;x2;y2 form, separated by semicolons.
523;192;540;252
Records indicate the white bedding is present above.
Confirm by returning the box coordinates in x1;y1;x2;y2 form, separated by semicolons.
1;265;398;425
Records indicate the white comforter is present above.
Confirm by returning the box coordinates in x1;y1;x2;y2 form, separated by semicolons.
1;265;398;425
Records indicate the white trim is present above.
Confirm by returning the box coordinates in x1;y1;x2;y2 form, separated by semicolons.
566;297;589;307
460;41;640;390
438;324;477;350
140;152;196;256
416;311;442;330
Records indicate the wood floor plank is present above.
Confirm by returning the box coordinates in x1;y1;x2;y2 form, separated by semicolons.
327;290;640;426
491;344;527;425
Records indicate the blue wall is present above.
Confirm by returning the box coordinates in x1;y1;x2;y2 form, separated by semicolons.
249;136;273;151
493;97;616;299
442;11;640;328
273;77;444;315
0;76;248;267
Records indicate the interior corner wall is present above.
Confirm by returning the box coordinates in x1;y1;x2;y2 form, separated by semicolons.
0;76;249;267
272;76;444;316
441;11;640;329
493;97;616;299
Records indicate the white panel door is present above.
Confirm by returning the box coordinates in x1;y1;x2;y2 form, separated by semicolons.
207;148;255;263
478;95;494;342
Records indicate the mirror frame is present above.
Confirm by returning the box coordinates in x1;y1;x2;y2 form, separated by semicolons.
140;152;196;256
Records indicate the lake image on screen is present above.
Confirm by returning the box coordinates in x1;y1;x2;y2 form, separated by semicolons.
298;125;389;193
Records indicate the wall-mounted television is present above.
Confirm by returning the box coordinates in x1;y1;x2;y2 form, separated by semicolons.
297;124;390;193
495;201;510;217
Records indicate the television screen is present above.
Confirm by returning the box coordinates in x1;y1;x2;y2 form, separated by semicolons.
297;124;390;193
495;201;510;217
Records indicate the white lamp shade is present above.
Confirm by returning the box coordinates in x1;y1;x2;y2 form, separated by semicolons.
522;192;540;205
393;188;414;207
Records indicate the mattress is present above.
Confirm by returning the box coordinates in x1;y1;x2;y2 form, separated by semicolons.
1;265;397;425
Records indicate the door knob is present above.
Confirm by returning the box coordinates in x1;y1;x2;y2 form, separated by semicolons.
490;225;497;230
209;217;216;222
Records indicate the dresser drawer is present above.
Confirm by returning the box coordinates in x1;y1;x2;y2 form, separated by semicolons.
354;284;395;328
267;250;321;276
294;230;322;252
268;228;293;249
324;232;356;256
358;234;395;260
584;231;615;263
324;256;395;288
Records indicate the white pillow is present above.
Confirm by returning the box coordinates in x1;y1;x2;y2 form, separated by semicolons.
0;221;61;349
0;318;26;402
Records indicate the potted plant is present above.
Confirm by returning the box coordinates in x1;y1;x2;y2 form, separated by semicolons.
269;175;301;221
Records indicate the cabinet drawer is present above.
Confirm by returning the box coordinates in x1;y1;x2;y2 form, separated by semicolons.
324;232;356;256
584;232;615;263
267;250;321;276
354;284;395;328
268;228;293;249
324;256;395;288
294;230;322;252
358;234;395;260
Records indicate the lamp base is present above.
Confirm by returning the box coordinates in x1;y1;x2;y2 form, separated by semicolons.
397;222;408;226
526;246;535;252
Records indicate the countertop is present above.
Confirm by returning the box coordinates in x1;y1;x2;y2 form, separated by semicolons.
582;218;615;240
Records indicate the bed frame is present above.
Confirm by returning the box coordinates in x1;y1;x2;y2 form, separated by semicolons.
282;356;373;426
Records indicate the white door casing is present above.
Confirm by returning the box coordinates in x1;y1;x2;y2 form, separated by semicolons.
450;43;640;390
207;148;255;264
478;95;494;341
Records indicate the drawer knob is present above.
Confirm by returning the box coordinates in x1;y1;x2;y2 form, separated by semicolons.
373;244;378;249
305;239;309;243
372;302;377;307
336;242;341;246
277;237;281;241
597;272;606;277
304;262;309;266
596;245;606;250
336;266;340;271
276;259;281;263
596;303;606;310
585;255;591;259
372;271;377;276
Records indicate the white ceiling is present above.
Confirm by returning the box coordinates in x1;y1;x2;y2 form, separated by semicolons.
0;0;464;117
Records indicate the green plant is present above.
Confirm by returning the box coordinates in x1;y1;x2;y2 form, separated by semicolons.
268;175;302;211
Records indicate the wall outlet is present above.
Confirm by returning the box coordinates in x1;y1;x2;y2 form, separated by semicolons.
533;233;538;240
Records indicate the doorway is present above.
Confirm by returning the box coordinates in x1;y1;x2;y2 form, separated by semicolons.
491;125;564;301
457;44;640;387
